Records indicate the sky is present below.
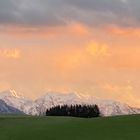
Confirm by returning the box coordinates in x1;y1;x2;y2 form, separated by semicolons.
0;0;140;107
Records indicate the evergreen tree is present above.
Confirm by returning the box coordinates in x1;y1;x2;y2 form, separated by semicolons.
46;104;100;118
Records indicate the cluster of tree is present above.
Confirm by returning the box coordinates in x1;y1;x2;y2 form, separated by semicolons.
46;104;100;118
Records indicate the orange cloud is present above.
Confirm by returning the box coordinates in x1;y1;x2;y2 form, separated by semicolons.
101;82;140;107
108;26;140;38
86;41;111;57
103;83;133;93
0;23;89;39
68;23;89;36
0;48;21;59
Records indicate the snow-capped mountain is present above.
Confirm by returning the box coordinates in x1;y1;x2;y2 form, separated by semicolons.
35;92;140;116
0;99;23;114
0;90;38;115
0;90;140;116
35;92;82;115
89;99;139;116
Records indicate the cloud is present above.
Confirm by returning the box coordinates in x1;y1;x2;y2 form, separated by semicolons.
108;25;140;38
102;82;140;107
103;83;133;93
86;41;111;57
0;22;89;40
0;48;21;59
0;0;140;28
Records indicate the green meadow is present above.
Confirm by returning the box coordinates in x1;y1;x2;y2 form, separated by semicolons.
0;115;140;140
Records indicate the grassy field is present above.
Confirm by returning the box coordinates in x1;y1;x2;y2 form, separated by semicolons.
0;115;140;140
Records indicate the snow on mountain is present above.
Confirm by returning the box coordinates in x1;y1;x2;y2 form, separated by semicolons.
35;92;83;115
0;90;38;115
0;90;140;116
86;98;140;116
35;92;140;116
0;99;23;114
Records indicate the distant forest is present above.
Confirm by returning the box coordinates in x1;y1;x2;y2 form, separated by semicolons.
46;104;100;118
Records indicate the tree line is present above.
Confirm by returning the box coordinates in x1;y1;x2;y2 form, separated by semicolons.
46;104;100;118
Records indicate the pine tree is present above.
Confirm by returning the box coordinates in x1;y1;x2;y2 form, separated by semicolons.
46;104;100;118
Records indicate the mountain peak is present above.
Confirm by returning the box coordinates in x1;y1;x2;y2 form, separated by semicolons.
0;89;23;99
9;89;21;98
41;92;79;99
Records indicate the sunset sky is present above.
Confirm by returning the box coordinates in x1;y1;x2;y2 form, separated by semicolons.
0;0;140;107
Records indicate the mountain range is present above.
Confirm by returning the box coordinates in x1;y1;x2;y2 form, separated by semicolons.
0;99;23;114
0;90;140;117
